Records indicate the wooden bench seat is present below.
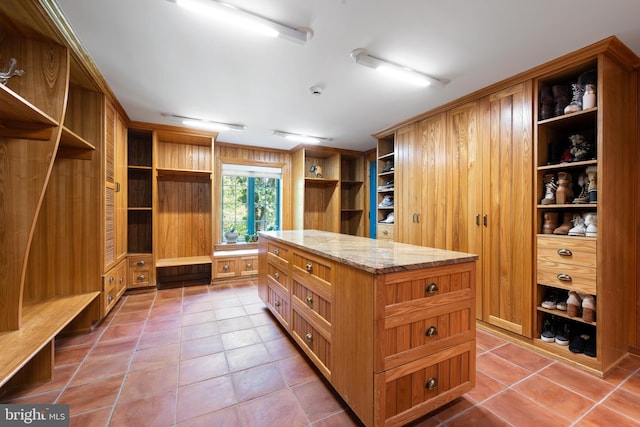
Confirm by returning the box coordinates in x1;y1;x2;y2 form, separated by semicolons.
0;292;100;389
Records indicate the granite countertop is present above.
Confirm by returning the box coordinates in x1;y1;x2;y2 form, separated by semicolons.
258;230;478;274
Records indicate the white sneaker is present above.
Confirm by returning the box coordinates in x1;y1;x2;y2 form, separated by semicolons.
378;195;393;207
380;212;394;223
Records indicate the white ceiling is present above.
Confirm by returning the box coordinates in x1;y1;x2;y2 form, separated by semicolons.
55;0;640;152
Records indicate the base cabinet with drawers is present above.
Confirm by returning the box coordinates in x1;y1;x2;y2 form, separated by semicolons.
258;230;477;427
102;259;127;316
128;254;155;289
213;249;259;282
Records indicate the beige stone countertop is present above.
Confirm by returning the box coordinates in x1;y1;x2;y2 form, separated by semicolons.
258;230;478;274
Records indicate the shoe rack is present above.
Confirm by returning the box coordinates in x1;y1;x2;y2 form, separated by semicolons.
533;39;637;376
376;133;395;240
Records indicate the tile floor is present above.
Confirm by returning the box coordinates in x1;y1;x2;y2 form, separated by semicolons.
2;280;640;427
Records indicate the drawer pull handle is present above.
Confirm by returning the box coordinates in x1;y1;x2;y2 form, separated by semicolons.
137;275;146;281
274;272;280;279
425;377;438;390
247;262;253;268
223;265;230;271
305;332;313;343
557;273;572;282
306;263;313;272
119;277;124;283
382;229;388;235
425;326;438;337
274;249;280;255
306;295;313;305
107;295;113;303
109;276;115;283
137;260;145;266
557;248;573;257
274;300;281;307
425;283;439;295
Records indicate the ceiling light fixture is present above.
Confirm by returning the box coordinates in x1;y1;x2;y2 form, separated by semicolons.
350;48;446;88
171;0;313;44
273;130;331;144
162;113;246;132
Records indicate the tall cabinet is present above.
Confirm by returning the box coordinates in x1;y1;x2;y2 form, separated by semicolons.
532;39;637;375
375;134;395;241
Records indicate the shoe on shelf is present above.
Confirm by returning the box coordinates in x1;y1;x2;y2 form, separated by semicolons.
566;291;582;317
584;335;596;357
541;315;557;343
380;160;394;173
377;180;394;191
569;333;589;354
541;290;559;310
556;299;567;311
554;321;572;346
568;213;586;236
380;211;394;224
378;195;394;207
582;294;596;323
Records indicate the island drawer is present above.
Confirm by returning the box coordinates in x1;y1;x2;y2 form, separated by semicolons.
292;250;334;295
292;278;333;326
267;261;289;293
267;284;290;328
291;308;331;379
266;240;291;268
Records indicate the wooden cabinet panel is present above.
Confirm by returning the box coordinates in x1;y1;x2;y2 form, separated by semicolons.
395;123;420;245
128;254;154;289
103;259;127;316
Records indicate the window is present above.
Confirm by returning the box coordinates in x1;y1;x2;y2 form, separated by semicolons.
221;164;281;242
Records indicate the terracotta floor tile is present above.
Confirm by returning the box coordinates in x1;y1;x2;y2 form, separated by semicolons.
55;344;92;366
621;372;640;395
130;343;180;371
109;309;149;325
256;323;286;342
149;303;182;318
181;310;216;326
428;396;475;424
264;336;301;360
89;335;139;359
226;342;272;372
231;362;286;402
1;389;61;405
181;322;220;341
539;362;615;401
214;306;247;320
482;389;569;427
138;327;182;349
217;316;254;333
463;371;504;403
119;364;178;401
69;407;111;427
475;329;508;351
490;342;553;373
513;375;595;420
117;300;153;314
176;376;237;423
57;374;124;416
176;405;241;427
56;330;102;349
237;388;308;427
69;355;131;386
249;311;275;327
292;379;345;422
444;405;511;427
244;302;268;314
617;355;640;372
179;352;229;386
221;328;262;350
278;355;318;386
313;410;364;427
98;321;145;341
183;284;209;296
181;334;225;360
182;301;215;314
475;352;532;386
576;404;640;427
601;387;640;421
110;389;177;427
212;296;243;310
155;288;183;300
144;314;182;333
1;364;79;400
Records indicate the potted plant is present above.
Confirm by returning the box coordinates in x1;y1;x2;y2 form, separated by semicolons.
225;226;239;244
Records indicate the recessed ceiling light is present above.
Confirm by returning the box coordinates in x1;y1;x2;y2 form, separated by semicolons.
273;130;331;144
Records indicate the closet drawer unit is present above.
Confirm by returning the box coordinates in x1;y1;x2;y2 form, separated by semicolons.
213;257;237;279
103;260;127;315
267;284;290;328
292;250;334;295
266;240;291;269
537;235;596;268
292;278;333;328
267;261;289;294
128;255;153;289
382;299;474;370
240;255;258;276
537;261;597;294
377;224;394;241
291;308;332;379
374;340;474;427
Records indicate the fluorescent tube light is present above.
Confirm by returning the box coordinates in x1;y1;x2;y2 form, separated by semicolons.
172;0;313;44
273;130;331;144
162;113;245;132
350;48;445;88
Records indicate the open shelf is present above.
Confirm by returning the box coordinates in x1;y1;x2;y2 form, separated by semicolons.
0;84;58;140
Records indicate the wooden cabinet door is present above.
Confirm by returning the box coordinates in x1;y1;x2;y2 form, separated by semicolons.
115;111;128;262
481;81;533;337
447;101;483;318
395;123;421;245
104;99;116;270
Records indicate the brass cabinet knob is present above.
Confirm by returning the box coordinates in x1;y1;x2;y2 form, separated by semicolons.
382;229;388;235
274;249;280;256
557;248;573;257
305;263;313;272
137;275;146;281
119;277;124;283
223;264;230;271
107;295;113;303
137;260;145;266
425;377;438;390
557;273;572;282
306;295;313;305
425;326;438;337
305;332;313;343
274;272;280;279
274;300;281;307
247;262;253;269
425;283;439;295
109;276;115;282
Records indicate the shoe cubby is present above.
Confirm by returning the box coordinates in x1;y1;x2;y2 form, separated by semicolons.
532;41;637;376
376;133;395;237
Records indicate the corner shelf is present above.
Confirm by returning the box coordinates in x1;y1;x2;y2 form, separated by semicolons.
0;84;58;140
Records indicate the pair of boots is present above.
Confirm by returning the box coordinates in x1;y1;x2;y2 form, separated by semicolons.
567;291;596;323
567;212;597;237
540;85;573;119
540;172;573;205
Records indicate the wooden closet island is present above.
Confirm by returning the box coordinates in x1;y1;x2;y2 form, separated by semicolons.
257;230;478;427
